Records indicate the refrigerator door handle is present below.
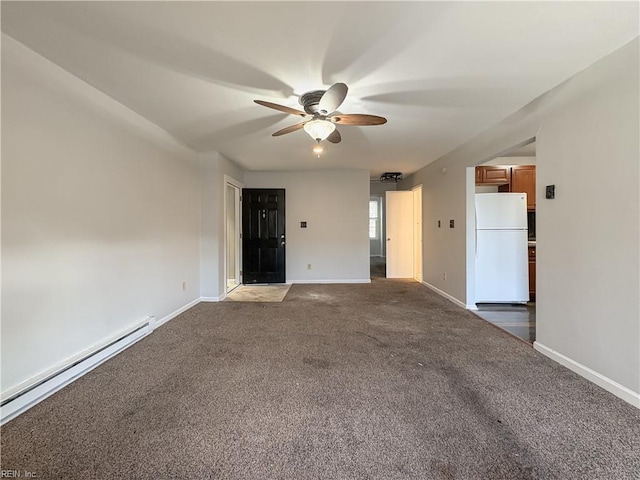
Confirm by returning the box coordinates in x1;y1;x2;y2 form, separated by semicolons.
474;210;478;257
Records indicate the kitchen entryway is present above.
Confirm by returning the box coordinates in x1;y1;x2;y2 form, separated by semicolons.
474;303;536;344
471;139;537;345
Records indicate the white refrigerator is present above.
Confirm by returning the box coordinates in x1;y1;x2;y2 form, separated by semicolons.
475;193;529;303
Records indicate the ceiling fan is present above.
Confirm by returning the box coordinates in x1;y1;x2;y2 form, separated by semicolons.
254;83;387;154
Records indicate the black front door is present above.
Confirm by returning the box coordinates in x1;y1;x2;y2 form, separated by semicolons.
242;189;285;284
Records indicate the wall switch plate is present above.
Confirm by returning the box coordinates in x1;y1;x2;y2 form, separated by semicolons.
546;185;555;199
300;221;307;228
449;220;455;228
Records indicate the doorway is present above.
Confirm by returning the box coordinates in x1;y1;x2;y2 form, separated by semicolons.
385;186;423;280
242;188;286;284
468;139;537;343
225;177;242;294
369;195;384;257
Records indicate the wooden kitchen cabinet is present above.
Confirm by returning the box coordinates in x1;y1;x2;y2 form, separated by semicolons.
528;246;536;302
511;165;536;210
475;166;511;185
476;165;536;210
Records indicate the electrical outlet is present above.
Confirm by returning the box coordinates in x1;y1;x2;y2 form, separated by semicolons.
307;264;312;270
182;281;186;291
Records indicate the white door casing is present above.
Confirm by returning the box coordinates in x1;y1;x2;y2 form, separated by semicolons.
412;185;423;282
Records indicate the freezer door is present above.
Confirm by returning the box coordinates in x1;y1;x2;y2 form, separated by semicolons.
475;229;529;303
475;193;527;230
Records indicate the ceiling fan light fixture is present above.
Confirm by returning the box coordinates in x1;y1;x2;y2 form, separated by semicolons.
312;141;324;156
380;172;403;183
303;119;336;141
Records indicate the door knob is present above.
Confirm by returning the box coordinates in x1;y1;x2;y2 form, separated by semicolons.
387;238;391;241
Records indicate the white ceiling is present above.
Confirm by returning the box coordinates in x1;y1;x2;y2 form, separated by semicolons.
2;2;638;177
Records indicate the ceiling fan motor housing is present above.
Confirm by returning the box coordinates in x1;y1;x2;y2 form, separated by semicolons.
255;82;386;139
299;90;326;115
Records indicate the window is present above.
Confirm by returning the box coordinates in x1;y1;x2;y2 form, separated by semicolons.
369;198;380;239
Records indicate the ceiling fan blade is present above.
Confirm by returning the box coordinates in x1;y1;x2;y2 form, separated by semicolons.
272;122;306;136
326;129;341;144
331;114;387;126
254;100;307;117
318;83;348;114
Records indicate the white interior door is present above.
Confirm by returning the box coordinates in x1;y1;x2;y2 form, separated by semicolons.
386;191;413;278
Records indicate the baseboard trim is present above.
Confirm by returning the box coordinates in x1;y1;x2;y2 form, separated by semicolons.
534;342;640;408
200;296;222;302
1;298;201;425
421;281;468;309
292;279;371;284
153;298;201;329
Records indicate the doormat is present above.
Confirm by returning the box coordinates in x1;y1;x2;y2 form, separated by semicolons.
225;284;291;303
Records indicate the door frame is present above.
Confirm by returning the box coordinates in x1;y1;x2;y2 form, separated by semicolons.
412;184;423;282
224;175;243;294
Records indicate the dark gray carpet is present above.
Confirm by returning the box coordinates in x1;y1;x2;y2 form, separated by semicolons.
2;277;639;479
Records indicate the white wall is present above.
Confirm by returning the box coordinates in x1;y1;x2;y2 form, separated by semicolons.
370;180;398;195
1;36;202;396
199;152;244;300
400;38;639;404
401;164;470;303
535;53;639;399
483;156;537;166
244;170;370;283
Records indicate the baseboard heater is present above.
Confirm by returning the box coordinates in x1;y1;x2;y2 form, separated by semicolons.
1;322;150;425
